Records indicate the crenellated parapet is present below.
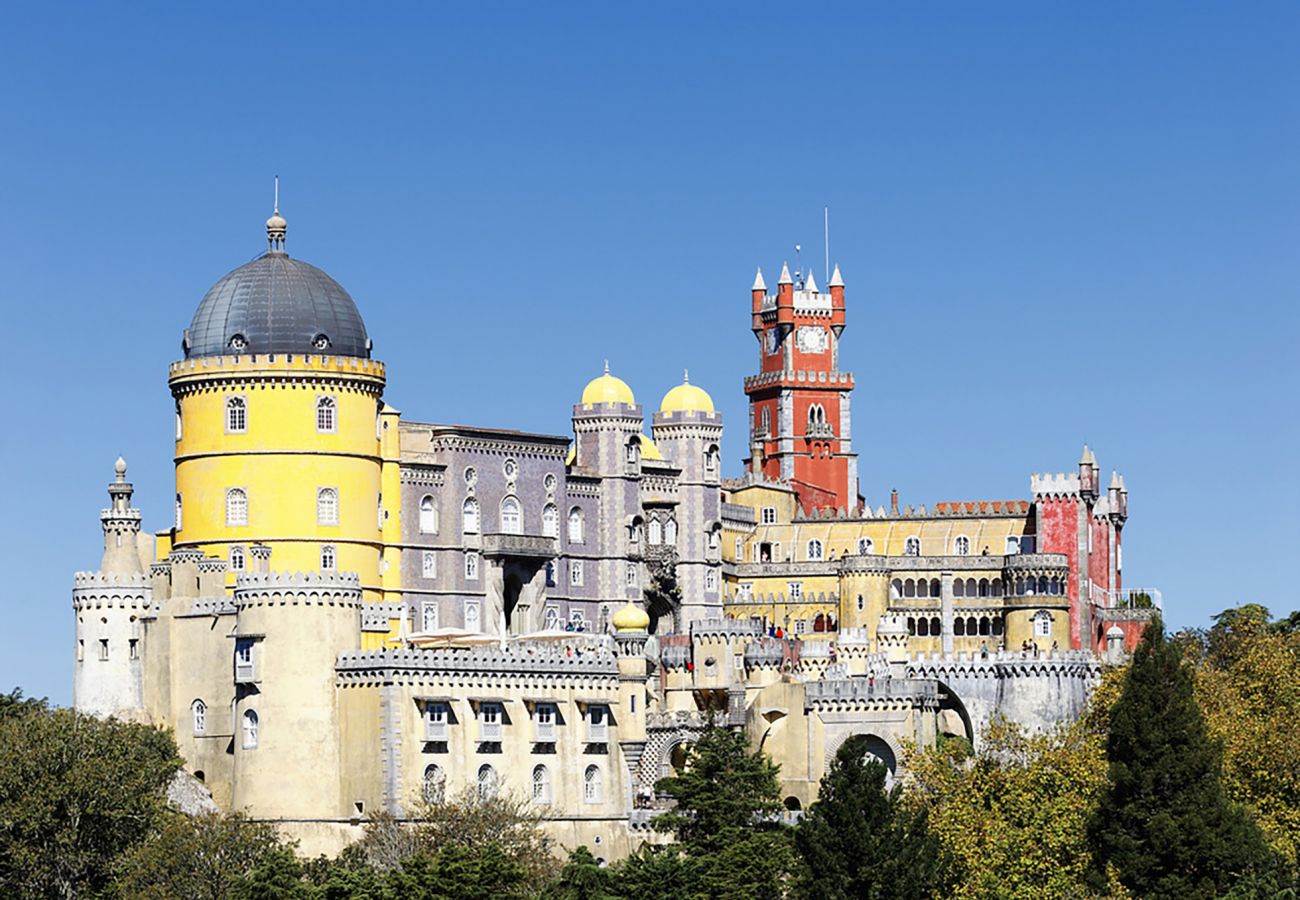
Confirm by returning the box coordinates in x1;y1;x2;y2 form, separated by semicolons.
1031;472;1081;499
336;644;620;681
234;570;363;608
167;352;386;397
360;602;404;632
689;617;763;641
72;572;153;611
804;676;938;712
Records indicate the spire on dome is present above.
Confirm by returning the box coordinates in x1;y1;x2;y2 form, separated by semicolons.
683;368;689;384
752;267;767;291
266;175;287;253
604;359;610;375
778;262;793;285
829;263;844;287
804;269;819;293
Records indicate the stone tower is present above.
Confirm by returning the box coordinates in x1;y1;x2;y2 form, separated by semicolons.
652;372;724;622
73;458;152;719
744;262;859;513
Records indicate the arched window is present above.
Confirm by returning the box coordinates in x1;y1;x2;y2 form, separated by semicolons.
225;488;248;526
1034;610;1053;638
953;579;964;598
918;578;930;598
707;527;721;555
1038;576;1050;595
904;536;920;556
904;579;916;598
648;519;662;545
966;578;978;598
954;617;966;636
857;594;865;611
930;616;942;636
954;535;970;556
542;504;558;538
419;496;437;534
760;408;771;434
967;616;978;635
501;496;522;534
317;487;338;526
625;439;640;466
1006;535;1021;555
705;446;719;475
477;764;498;800
532;765;551;804
225;396;247;433
320;544;336;570
907;617;916;635
229;545;245;572
583;765;603;804
465;551;479;581
890;579;902;599
917;617;929;636
979;617;992;636
806;539;824;560
462;498;479;534
568;507;584;543
664;518;678;546
241;710;259;749
545;561;556;587
192;699;206;735
423;764;445;804
316;396;336;433
930;579;941;597
857;537;873;555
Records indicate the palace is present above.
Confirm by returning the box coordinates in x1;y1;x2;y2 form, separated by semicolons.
72;205;1158;857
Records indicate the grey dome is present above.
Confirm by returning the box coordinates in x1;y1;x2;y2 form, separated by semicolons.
184;252;371;359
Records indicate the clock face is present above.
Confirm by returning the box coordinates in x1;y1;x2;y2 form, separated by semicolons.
796;326;828;354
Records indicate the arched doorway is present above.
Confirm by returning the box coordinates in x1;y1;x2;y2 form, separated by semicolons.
504;574;523;635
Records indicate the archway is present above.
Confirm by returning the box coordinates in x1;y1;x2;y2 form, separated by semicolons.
503;574;523;635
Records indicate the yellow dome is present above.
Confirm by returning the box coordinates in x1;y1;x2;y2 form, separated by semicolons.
612;601;651;632
581;363;635;407
639;434;664;461
660;372;714;415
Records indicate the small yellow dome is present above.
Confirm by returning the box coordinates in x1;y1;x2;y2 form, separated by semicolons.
613;602;651;632
638;434;664;461
661;376;714;415
581;362;635;407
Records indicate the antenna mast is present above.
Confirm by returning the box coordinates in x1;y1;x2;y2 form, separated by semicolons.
824;207;830;282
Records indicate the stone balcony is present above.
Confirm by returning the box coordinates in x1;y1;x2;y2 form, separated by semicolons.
480;533;558;560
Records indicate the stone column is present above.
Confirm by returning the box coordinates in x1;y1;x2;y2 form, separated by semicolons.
941;572;954;656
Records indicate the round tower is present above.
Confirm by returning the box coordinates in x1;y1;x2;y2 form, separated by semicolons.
168;206;388;601
839;555;891;640
73;458;152;719
229;569;362;818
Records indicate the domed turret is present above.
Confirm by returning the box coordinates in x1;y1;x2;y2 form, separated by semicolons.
580;361;635;407
612;601;650;633
660;370;714;415
182;204;371;359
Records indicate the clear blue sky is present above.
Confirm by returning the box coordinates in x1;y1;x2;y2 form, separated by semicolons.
1;4;1295;703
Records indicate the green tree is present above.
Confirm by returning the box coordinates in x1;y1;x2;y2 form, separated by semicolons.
541;846;615;900
796;736;945;899
382;844;527;899
229;847;312;900
651;720;794;898
0;704;181;899
111;812;289;900
0;687;47;719
611;846;696;900
1087;617;1285;898
1187;605;1300;874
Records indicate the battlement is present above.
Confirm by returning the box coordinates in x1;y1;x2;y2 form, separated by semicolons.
805;676;938;708
234;570;363;607
168;353;386;385
744;370;854;392
336;644;620;678
690;618;764;640
1030;472;1080;497
73;571;151;588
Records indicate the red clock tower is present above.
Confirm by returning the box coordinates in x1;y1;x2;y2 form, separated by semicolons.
743;262;860;513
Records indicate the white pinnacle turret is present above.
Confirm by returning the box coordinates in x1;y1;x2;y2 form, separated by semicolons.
778;262;793;285
752;267;766;291
804;269;819;293
829;263;844;287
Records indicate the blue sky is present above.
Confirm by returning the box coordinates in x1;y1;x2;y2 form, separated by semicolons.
1;4;1296;703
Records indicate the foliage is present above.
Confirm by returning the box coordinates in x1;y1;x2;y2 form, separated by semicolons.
795;736;945;899
350;787;557;892
0;704;181;899
906;691;1117;900
0;687;48;719
541;846;616;900
613;845;697;900
650;720;794;898
1186;605;1300;871
381;843;527;899
112;812;289;900
1087;616;1286;898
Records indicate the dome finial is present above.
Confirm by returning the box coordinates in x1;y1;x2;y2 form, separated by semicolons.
266;175;287;253
603;359;610;375
683;368;689;384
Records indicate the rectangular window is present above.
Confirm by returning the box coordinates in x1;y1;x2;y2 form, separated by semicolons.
535;703;556;742
586;705;608;742
761;506;777;524
128;638;139;660
465;551;479;580
424;702;449;741
234;638;255;682
422;551;437;579
789;582;802;600
479;703;503;742
705;569;718;591
465;600;481;631
98;639;108;661
570;560;584;587
735;537;743;559
625;563;637;587
795;619;808;634
77;639;84;662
